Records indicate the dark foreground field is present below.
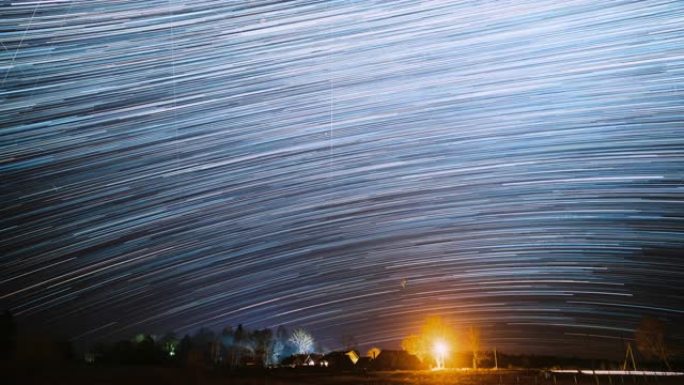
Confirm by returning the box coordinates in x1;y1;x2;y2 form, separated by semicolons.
5;366;682;385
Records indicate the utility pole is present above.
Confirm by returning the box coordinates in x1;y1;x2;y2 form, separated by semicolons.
494;347;498;370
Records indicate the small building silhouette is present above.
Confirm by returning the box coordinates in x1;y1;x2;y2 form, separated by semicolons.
281;353;325;367
323;350;358;370
371;349;423;371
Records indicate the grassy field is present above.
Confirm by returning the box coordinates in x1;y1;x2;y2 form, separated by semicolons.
5;365;683;385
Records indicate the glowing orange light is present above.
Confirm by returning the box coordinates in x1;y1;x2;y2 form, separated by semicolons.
433;340;449;370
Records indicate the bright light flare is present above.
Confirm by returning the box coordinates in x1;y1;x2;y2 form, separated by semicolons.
433;340;448;355
433;340;449;370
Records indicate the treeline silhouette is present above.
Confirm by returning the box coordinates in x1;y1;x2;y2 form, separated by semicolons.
90;324;295;367
1;310;74;367
2;310;681;371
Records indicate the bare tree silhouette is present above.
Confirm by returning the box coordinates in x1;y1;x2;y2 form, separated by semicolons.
635;316;671;370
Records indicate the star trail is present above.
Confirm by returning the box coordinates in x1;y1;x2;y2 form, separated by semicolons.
1;1;684;357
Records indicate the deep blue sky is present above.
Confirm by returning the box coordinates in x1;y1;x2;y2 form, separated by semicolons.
2;1;684;358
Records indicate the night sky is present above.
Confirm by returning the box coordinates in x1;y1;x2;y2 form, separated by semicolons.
2;1;684;358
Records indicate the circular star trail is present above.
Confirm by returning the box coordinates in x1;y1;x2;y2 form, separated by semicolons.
2;1;684;357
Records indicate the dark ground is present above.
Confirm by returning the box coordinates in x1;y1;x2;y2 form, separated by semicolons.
4;365;683;385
